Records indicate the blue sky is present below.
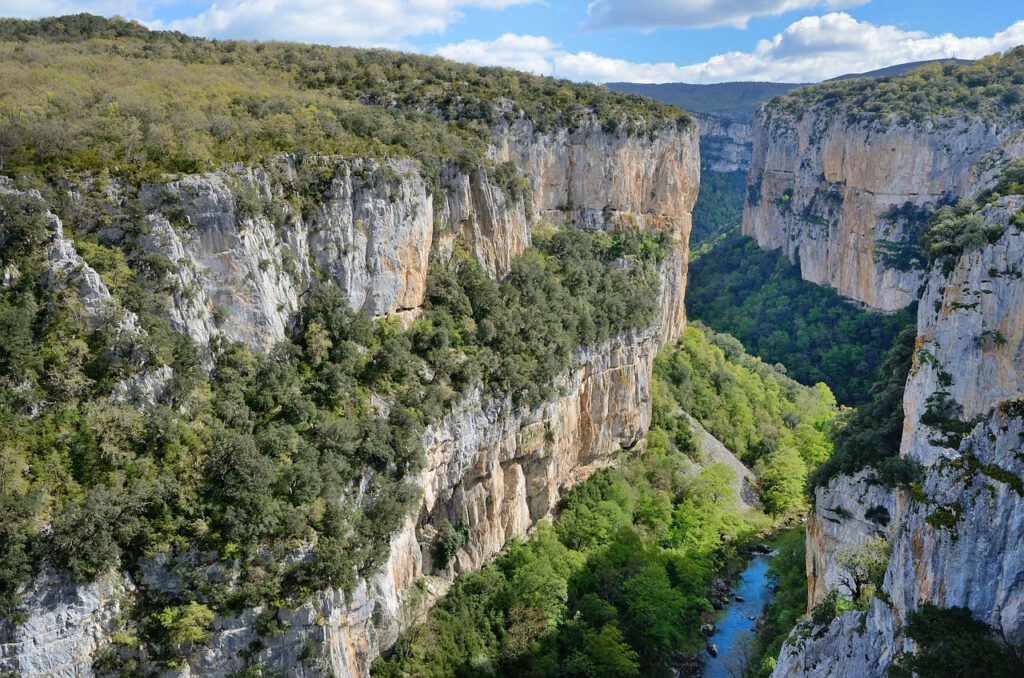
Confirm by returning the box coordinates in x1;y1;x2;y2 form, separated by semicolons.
2;1;1023;83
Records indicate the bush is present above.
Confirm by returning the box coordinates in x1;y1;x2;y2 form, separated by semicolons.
811;589;853;625
433;520;469;570
889;604;1024;678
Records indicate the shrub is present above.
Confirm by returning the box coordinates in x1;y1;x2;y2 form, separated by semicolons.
811;589;854;625
889;604;1024;678
433;520;468;570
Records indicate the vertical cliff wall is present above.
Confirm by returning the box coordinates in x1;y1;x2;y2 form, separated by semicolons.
0;120;699;677
696;114;753;173
744;105;1024;311
773;197;1024;677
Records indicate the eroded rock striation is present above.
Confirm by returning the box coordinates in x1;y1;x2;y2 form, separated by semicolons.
744;105;1024;311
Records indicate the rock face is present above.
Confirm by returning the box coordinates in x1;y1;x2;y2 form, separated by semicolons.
696;114;753;173
490;117;699;234
901;197;1024;465
120;116;697;353
773;198;1024;677
744;105;1024;311
0;573;132;678
0;121;699;677
805;471;902;610
130;158;435;351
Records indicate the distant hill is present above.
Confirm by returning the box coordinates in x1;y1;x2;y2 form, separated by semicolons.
607;81;803;119
608;59;976;119
828;58;973;81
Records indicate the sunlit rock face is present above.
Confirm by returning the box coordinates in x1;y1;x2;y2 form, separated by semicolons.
744;104;1024;312
0;120;699;677
773;198;1024;678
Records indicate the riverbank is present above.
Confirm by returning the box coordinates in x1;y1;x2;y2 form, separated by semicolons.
699;526;807;678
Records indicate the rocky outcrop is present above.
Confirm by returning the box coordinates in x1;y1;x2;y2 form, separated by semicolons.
130;158;434;351
744;106;1024;311
773;598;898;678
696;114;753;173
0;573;132;678
901;197;1024;465
773;198;1024;677
490;117;698;234
805;471;901;610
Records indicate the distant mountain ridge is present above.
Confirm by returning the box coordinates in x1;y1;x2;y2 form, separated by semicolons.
609;59;976;120
607;81;803;119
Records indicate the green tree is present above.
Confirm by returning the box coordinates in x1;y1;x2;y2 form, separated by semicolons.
890;605;1024;678
588;624;640;678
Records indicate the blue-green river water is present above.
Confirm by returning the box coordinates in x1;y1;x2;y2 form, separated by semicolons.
702;555;773;677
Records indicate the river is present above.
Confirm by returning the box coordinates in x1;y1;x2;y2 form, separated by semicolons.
702;554;773;677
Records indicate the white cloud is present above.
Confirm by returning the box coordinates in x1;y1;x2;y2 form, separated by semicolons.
583;0;868;31
151;0;537;49
434;14;1024;84
435;33;557;74
665;13;1024;82
0;1;152;18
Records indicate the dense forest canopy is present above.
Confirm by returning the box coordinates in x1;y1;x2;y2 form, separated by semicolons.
685;231;915;406
690;170;746;246
0;14;690;182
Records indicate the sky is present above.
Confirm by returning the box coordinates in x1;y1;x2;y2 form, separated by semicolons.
1;1;1023;83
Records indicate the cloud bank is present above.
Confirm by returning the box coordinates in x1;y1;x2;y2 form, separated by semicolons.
437;13;1024;83
153;0;538;49
584;0;869;31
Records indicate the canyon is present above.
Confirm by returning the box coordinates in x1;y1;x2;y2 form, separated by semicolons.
740;69;1024;675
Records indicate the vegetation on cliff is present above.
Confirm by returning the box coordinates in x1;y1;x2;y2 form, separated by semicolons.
686;231;915;405
375;325;837;676
0;178;668;664
0;14;690;183
765;47;1024;122
918;158;1024;267
890;605;1024;678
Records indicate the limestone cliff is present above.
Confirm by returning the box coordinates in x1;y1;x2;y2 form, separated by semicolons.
696;114;753;173
773;197;1024;677
109;115;696;354
744;105;1024;311
0;120;699;677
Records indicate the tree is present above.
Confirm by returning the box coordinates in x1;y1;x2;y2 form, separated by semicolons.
588;624;640;678
836;535;890;604
622;564;693;662
158;602;215;651
811;589;853;625
755;442;807;516
890;604;1024;678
